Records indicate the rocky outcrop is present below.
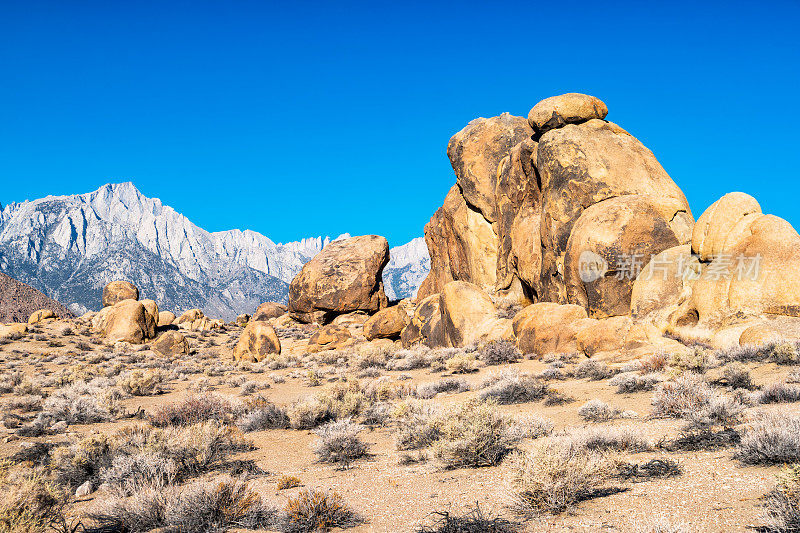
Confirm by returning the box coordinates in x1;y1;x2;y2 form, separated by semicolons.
96;299;156;344
102;280;139;307
233;321;281;362
363;305;408;340
288;235;390;324
28;309;57;324
513;302;589;356
400;294;448;348
157;311;176;327
439;281;512;347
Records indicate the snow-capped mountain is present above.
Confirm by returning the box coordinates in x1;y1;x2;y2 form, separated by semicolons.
0;182;429;320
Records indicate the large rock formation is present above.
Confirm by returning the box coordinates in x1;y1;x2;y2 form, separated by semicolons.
95;299;157;344
439;281;511;347
233;320;281;362
288;235;390;324
400;293;448;348
102;280;139;307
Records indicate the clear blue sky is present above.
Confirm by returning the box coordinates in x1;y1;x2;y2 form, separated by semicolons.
1;1;798;247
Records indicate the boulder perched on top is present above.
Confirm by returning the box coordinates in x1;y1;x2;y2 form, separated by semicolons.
102;280;139;307
175;309;204;324
252;302;287;322
400;293;448;348
152;330;189;356
527;93;608;134
233;320;281;362
363;305;408;341
288;235;390;324
98;299;156;344
439;281;511;347
306;324;353;353
28;309;57;324
692;192;762;262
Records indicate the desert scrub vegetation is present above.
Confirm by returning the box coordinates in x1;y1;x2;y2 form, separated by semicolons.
477;370;547;404
718;341;800;365
0;461;70;533
416;377;470;399
610;372;662;393
312;419;368;468
735;410;800;465
578;399;635;422
573;359;614;380
288;381;366;429
117;369;168;396
651;373;713;418
556;425;651;454
88;475;276;532
414;504;520;533
754;382;800;404
431;398;520;468
149;393;237;427
235;398;290;432
479;340;521;365
761;464;800;532
279;489;361;532
41;381;120;425
508;442;611;515
276;474;302;490
444;352;479;374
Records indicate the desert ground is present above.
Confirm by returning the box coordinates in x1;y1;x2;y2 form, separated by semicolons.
1;311;799;533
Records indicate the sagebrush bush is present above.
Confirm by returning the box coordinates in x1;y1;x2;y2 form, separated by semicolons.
149;393;235;427
432;399;519;468
735;411;800;465
573;360;613;381
414;504;519;532
416;378;470;399
276;474;302;490
444;353;479;374
718;341;800;365
236;402;290;432
651;373;712;418
610;372;662;394
755;382;800;405
578;399;625;422
0;462;69;533
716;362;754;390
761;464;800;532
279;489;360;532
508;444;608;515
312;419;368;468
117;369;168;396
479;340;521;366
42;382;116;424
89;475;275;532
393;401;440;451
477;371;547;405
556;425;651;454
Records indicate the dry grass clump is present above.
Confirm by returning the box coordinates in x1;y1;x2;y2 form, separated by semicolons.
149;393;235;427
578;399;633;422
718;341;800;365
614;458;682;482
477;371;547;405
42;382;118;424
444;353;479;374
117;369;168;396
89;475;275;532
557;425;651;454
312;419;368;468
416;377;470;399
609;372;662;394
761;464;800;532
713;362;755;390
479;340;521;366
236;399;290;432
755;382;800;404
735;410;800;465
289;382;366;430
279;489;361;532
431;398;520;468
573;359;614;380
277;474;302;490
414;504;520;533
651;373;713;418
0;461;69;533
393;400;441;451
508;443;610;515
669;347;716;373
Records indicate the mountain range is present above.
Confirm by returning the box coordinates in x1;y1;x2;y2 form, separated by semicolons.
0;182;429;320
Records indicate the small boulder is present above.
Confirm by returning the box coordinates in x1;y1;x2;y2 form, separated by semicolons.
439;281;511;347
0;323;27;338
75;481;93;497
363;305;408;340
235;314;250;327
157;311;176;327
28;309;56;324
288;235;390;323
307;324;353;353
102;280;139;307
739;323;781;347
233;320;281;362
175;309;204;325
102;300;154;344
528;93;608;134
252;302;287;321
152;331;190;356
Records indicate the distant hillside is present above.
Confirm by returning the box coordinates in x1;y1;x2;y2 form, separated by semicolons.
0;271;73;323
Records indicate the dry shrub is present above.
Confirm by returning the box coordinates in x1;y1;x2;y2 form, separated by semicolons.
651;373;713;418
610;372;661;394
718;341;800;365
578;399;630;422
312;419;368;468
478;371;547;405
445;353;479;374
117;369;168;396
755;382;800;405
761;464;800;532
432;398;519;468
236;400;289;432
393;400;440;451
508;443;610;515
556;425;651;454
479;340;521;366
279;489;360;532
277;475;302;490
289;382;366;430
0;462;68;533
414;504;519;532
42;382;117;424
416;378;470;399
149;393;235;427
573;360;613;380
735;410;800;465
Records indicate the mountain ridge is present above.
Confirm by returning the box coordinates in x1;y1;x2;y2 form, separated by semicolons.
0;182;429;320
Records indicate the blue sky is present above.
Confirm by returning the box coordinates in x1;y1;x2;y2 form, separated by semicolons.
1;1;798;247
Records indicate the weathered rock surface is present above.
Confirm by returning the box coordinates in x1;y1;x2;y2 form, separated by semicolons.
0;323;27;338
527;93;608;134
400;294;448;348
152;330;189;356
288;235;389;323
233;320;281;362
439;281;511;347
306;324;353;353
28;309;57;324
363;305;408;340
102;280;139;307
512;302;588;356
252;302;287;321
157;311;176;327
99;299;155;344
692;192;762;261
